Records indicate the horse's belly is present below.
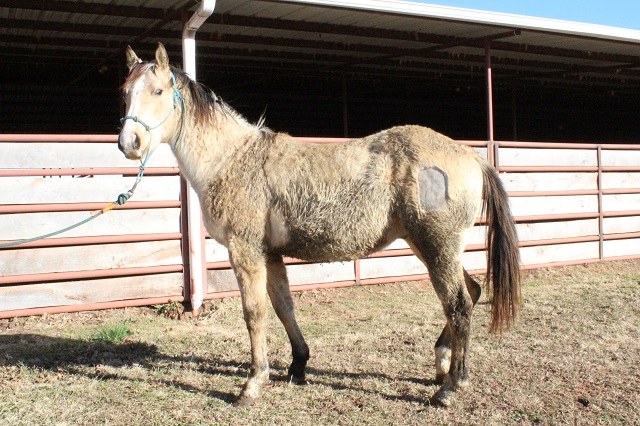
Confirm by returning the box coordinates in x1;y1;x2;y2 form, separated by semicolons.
270;210;403;263
267;173;400;261
278;234;380;262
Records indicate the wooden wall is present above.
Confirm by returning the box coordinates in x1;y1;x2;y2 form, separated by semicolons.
1;136;639;318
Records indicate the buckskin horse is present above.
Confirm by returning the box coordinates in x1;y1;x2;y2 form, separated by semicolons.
118;43;521;407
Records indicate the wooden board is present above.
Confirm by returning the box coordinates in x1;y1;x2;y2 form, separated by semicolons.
0;142;178;169
509;195;599;216
359;251;487;280
603;238;640;257
464;226;487;246
472;147;488;159
359;255;426;280
0;273;183;312
600;150;640;167
603;216;640;234
207;261;356;293
0;240;182;276
602;194;640;212
287;261;355;286
519;241;599;265
0;208;181;240
516;219;599;241
2;175;181;204
499;148;596;167
207;269;238;293
462;251;488;271
382;239;410;251
501;172;597;192
601;172;640;189
205;239;230;262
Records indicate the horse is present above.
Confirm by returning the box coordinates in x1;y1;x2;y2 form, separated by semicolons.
118;43;521;408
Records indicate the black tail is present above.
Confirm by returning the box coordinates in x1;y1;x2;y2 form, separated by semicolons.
479;160;521;334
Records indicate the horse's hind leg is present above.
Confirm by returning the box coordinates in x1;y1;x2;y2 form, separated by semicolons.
266;255;310;385
228;240;269;407
408;234;474;407
434;269;482;384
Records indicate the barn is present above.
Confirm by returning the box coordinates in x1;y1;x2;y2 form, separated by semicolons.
2;0;640;318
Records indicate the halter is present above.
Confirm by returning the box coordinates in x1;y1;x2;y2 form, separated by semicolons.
120;71;185;150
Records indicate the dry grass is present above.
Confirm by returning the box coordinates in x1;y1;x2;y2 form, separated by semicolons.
1;260;639;425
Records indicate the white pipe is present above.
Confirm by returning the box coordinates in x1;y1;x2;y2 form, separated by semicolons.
182;0;216;314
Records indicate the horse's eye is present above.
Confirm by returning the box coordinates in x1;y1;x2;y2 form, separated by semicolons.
155;88;163;95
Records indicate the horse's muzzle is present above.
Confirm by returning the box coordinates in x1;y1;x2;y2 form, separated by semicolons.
118;132;141;159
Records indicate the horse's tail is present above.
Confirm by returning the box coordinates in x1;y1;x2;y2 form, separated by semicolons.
479;159;521;334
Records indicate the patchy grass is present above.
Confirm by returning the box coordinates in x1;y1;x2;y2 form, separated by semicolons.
1;260;639;425
95;322;132;343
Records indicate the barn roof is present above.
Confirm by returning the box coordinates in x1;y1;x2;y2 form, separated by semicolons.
2;0;640;140
3;0;640;90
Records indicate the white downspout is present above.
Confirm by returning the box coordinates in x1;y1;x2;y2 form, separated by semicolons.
182;0;216;314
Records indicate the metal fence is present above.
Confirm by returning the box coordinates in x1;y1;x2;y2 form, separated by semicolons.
1;134;639;318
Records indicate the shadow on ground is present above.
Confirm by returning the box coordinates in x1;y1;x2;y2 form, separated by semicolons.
0;333;438;405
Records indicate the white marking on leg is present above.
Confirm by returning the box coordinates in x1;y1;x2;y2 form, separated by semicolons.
435;346;451;376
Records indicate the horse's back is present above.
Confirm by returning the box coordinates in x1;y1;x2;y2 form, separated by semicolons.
261;125;483;261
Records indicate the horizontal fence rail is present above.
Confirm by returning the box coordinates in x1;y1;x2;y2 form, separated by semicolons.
1;134;639;318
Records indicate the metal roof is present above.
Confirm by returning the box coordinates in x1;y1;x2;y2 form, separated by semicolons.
3;0;640;89
2;0;640;139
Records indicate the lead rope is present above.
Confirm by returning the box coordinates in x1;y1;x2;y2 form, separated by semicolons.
2;71;183;249
0;152;152;249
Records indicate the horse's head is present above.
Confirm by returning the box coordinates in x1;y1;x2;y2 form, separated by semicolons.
118;43;183;160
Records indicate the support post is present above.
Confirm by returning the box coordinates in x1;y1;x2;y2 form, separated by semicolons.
485;38;496;166
511;79;518;141
596;145;604;260
182;0;216;315
342;71;349;137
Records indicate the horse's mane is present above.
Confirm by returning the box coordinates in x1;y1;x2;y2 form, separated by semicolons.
123;61;271;136
171;65;216;126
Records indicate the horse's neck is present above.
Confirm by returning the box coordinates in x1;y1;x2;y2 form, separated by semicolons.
173;112;257;194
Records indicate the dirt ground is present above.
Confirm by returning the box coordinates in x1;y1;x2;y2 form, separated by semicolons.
1;260;639;425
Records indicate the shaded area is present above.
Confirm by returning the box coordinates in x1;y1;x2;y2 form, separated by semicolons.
4;67;640;143
0;333;438;406
2;1;640;143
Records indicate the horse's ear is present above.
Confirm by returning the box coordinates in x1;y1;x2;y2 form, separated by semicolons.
125;45;141;72
155;43;170;76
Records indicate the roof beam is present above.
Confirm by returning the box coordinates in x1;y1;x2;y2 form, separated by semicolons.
0;0;196;20
3;0;638;65
210;13;640;65
2;5;640;86
4;31;640;84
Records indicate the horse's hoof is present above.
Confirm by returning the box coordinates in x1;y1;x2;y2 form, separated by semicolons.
457;378;470;389
288;374;307;385
233;394;257;407
431;387;454;408
434;373;446;385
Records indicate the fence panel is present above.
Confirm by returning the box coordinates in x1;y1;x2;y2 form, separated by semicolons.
1;135;639;318
0;136;184;317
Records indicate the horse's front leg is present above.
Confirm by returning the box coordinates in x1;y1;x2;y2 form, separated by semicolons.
228;239;269;406
266;254;310;384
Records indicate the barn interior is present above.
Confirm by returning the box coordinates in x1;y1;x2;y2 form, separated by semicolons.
2;0;640;143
